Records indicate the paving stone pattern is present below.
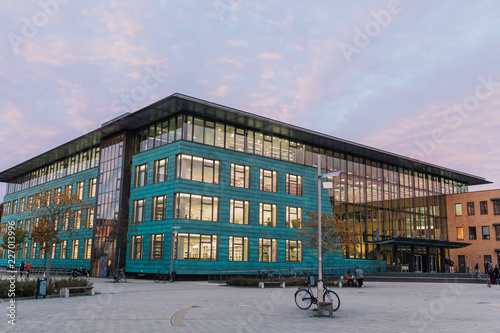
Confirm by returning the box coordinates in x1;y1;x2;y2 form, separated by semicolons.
1;278;499;332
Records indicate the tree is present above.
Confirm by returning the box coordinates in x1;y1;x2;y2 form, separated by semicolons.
24;188;93;285
1;227;30;253
295;212;359;258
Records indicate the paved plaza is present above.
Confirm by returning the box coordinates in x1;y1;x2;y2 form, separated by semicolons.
1;277;499;332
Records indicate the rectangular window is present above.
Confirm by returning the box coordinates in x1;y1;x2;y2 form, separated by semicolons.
150;234;164;260
259;238;277;262
230;199;249;225
3;202;10;216
74;210;82;229
467;202;475;215
175;154;220;184
286;240;302;262
86;208;94;228
174;193;219;222
286;174;302;196
30;243;37;259
286;206;302;229
175;233;218;261
480;201;488;215
84;239;92;259
135;164;148;188
11;200;18;215
88;177;97;198
230;163;250;188
482;226;490;240
76;181;85;199
59;240;67;259
260;169;278;192
130;235;144;259
19;198;25;213
71;239;80;259
469;226;477;240
153;158;168;183
495;225;500;241
152;195;166;221
133;199;146;223
229;236;249;261
65;184;73;195
456;227;464;240
259;203;277;227
454;203;462;216
493;200;500;215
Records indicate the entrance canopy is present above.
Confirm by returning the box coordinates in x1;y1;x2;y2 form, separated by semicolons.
373;237;470;249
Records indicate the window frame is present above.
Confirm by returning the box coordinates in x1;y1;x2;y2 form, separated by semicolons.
230;163;250;189
454;203;462;216
482;226;490;240
259;203;277;227
480;201;488;215
258;238;277;262
130;235;144;260
134;163;148;188
152;195;167;221
286;240;302;262
229;199;250;225
150;234;164;260
259;169;278;193
228;236;249;262
175;154;220;184
456;227;464;241
174;233;218;261
466;202;475;216
286;206;302;229
469;226;477;240
174;193;219;222
286;174;303;196
132;199;146;223
153;157;168;184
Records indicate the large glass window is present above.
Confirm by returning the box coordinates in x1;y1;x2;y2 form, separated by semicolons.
454;203;462;216
153;158;168;183
135;164;148;188
71;240;80;259
230;163;250;188
175;233;218;261
480;201;488;215
150;234;164;260
175;154;220;184
259;203;277;227
230;199;249;225
469;226;477;240
152;195;166;221
88;177;97;198
130;235;144;259
260;169;277;192
482;226;490;240
86;208;94;228
74;210;82;229
11;200;18;215
286;174;302;196
229;236;249;261
174;193;219;222
2;202;10;216
259;238;277;262
59;240;67;259
493;200;500;215
133;199;146;223
456;227;464;240
286;206;302;229
19;198;25;213
467;202;475;215
286;240;302;262
495;225;500;241
84;239;92;259
76;181;85;200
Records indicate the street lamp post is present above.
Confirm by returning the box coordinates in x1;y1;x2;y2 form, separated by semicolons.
169;226;181;282
317;154;340;296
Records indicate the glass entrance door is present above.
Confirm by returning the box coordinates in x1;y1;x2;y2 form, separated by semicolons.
414;255;422;273
429;255;437;273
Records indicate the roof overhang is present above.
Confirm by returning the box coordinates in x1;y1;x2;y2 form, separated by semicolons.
0;93;492;186
373;237;471;249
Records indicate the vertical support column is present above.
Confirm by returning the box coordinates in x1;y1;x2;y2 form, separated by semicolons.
376;244;381;273
394;245;399;270
410;246;415;272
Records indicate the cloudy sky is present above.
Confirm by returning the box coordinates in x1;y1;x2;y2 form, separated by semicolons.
1;0;499;200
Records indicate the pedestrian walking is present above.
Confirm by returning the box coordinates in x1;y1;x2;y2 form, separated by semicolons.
19;261;25;277
494;265;499;285
25;261;32;278
355;266;364;288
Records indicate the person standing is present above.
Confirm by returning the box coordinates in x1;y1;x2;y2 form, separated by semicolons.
25;261;32;278
19;261;25;277
444;256;450;273
494;265;499;285
355;266;364;288
484;261;489;275
449;259;455;273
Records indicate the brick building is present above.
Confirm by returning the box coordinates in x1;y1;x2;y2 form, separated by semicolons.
446;189;500;273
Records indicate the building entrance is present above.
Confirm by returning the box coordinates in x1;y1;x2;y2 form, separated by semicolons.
414;255;422;273
429;255;437;273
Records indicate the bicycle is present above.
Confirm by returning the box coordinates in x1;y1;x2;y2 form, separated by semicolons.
109;268;127;283
154;270;169;283
486;275;491;288
294;280;340;311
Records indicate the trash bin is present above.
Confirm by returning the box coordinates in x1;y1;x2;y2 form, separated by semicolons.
36;278;47;299
309;275;315;286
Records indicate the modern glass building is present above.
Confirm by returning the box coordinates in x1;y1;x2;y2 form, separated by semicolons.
0;94;490;277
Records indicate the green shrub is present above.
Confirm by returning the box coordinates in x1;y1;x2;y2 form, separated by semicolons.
0;277;92;298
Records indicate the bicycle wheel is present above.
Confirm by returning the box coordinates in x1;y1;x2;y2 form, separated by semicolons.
119;274;127;283
109;274;116;283
153;274;161;283
323;289;340;311
162;275;168;283
295;289;313;310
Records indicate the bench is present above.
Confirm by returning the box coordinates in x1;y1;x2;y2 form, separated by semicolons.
60;286;94;297
258;281;285;288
